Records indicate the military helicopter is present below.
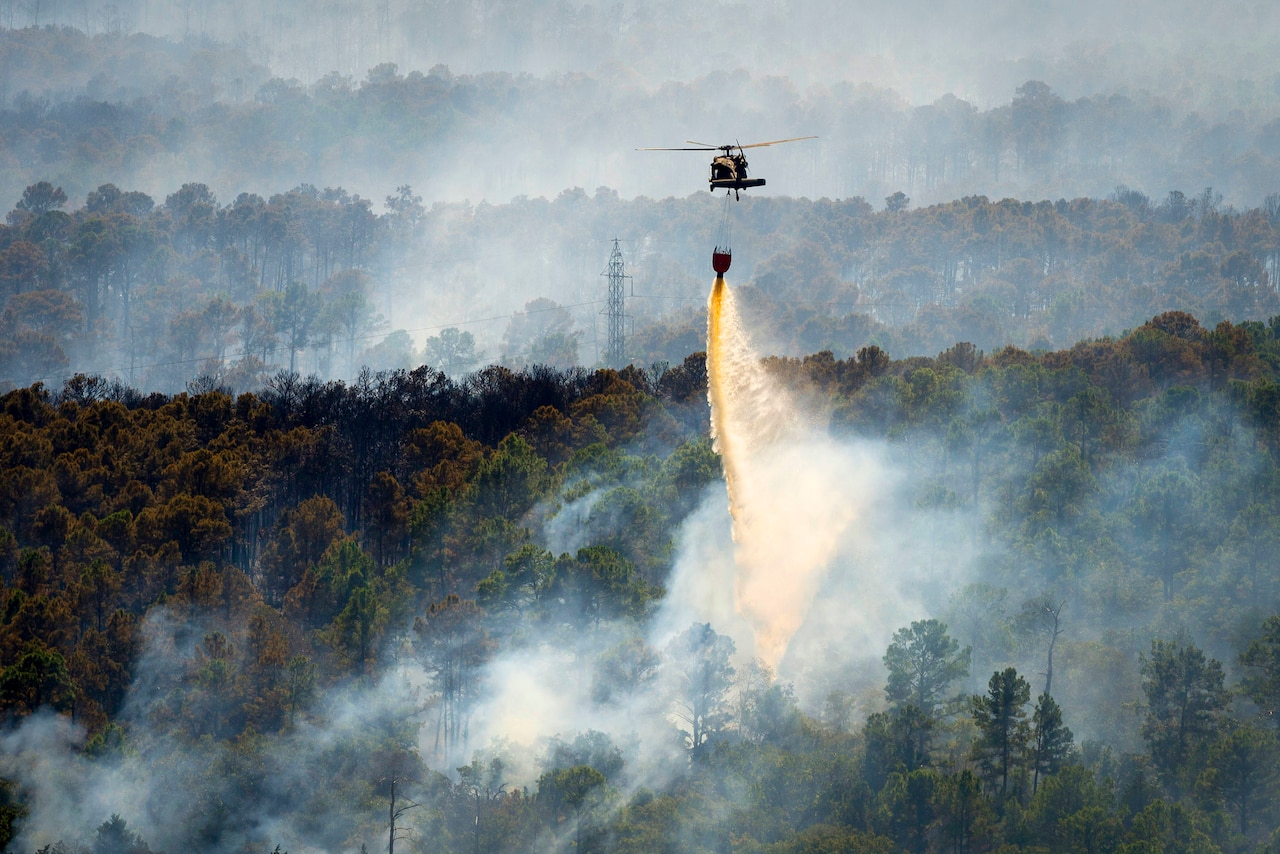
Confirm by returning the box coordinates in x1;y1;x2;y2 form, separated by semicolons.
637;136;817;199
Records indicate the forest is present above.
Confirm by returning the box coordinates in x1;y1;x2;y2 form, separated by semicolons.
7;27;1280;206
5;174;1280;396
2;309;1280;852
5;3;1280;853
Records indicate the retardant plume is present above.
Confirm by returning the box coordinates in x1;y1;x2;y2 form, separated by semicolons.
706;275;858;668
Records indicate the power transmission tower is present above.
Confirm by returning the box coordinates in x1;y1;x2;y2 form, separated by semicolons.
600;238;631;369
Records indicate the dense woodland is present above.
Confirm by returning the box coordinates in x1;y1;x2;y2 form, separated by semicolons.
7;23;1280;217
5;173;1280;394
8;23;1280;397
7;11;1280;854
8;0;1278;100
3;309;1280;851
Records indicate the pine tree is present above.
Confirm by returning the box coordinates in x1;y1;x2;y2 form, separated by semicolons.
1030;692;1074;794
1140;637;1230;794
1203;724;1278;836
971;667;1032;798
932;770;993;854
1239;615;1280;721
666;622;736;761
884;619;971;718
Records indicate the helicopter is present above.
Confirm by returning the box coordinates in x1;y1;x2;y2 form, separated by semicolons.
637;136;817;199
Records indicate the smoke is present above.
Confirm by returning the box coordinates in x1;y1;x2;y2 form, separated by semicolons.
0;713;100;847
705;275;886;669
691;273;987;694
1;282;986;853
0;434;972;854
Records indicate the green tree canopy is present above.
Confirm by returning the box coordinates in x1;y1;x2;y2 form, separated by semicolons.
884;618;971;719
971;667;1032;798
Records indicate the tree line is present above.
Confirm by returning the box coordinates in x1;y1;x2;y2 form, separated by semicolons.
3;306;1280;850
6;22;1280;211
7;171;1280;393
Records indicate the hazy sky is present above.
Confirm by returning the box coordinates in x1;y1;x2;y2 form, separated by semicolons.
7;0;1280;210
12;0;1280;105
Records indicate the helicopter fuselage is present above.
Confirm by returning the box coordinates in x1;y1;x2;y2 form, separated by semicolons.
709;153;765;192
637;136;814;197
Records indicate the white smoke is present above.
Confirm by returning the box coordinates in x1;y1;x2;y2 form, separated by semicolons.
2;278;988;852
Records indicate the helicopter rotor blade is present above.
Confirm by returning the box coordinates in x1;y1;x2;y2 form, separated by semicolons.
735;135;819;149
637;135;817;152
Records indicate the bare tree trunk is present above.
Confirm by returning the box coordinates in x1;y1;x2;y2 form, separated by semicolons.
388;776;396;854
1043;602;1063;697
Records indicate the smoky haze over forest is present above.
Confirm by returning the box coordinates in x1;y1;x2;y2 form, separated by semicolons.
5;2;1280;852
4;0;1280;388
8;0;1279;101
4;0;1280;208
6;0;1280;387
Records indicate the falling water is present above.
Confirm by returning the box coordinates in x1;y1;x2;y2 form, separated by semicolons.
708;276;794;516
706;276;742;518
707;275;858;669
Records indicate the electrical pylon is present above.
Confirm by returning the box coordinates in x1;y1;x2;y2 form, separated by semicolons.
600;238;631;369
